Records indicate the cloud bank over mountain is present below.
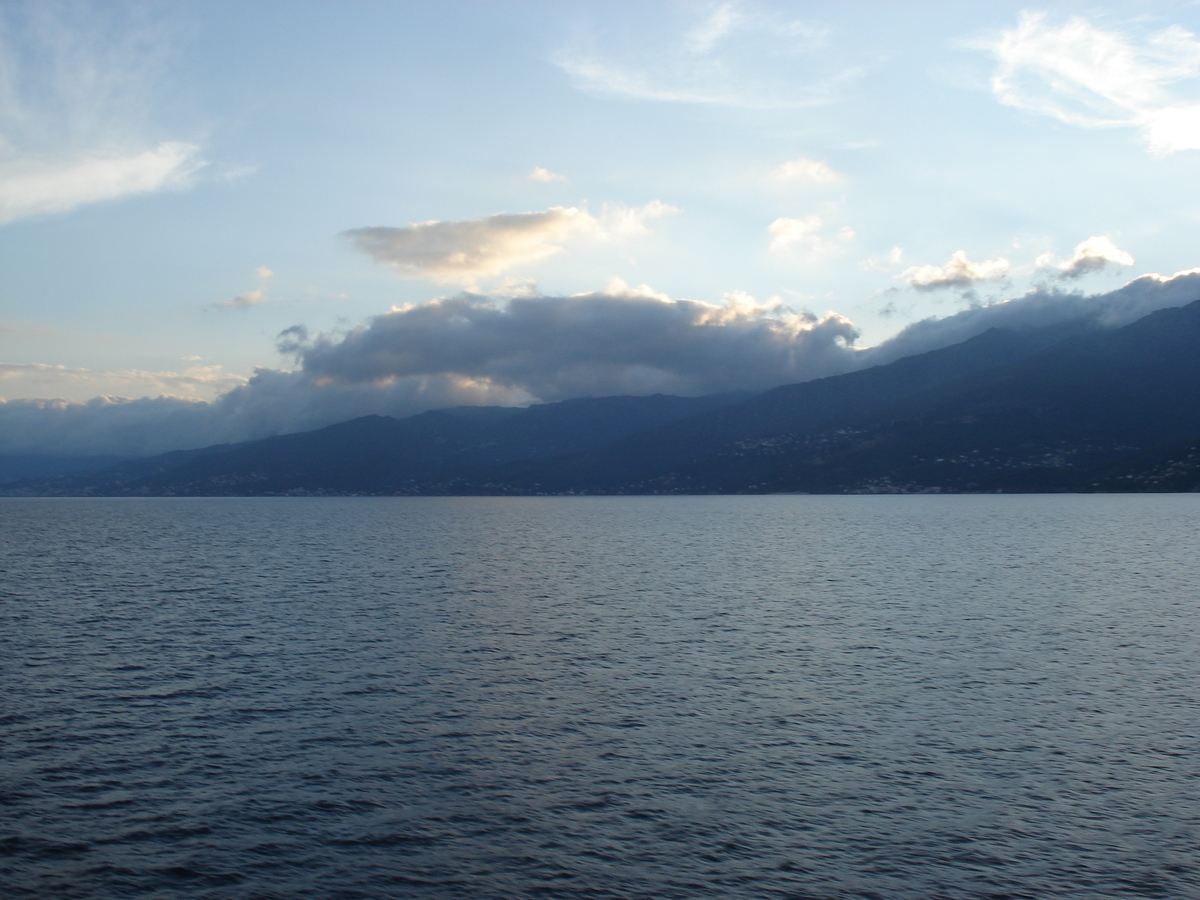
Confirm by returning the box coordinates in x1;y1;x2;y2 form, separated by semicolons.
865;268;1200;366
289;285;860;401
2;271;1198;459
1037;236;1136;280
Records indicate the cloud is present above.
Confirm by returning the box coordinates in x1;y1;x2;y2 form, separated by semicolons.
0;142;203;225
529;166;566;182
901;250;1010;291
216;164;259;183
0;4;205;224
7;271;1200;459
344;202;676;285
344;208;593;283
288;283;861;402
768;215;854;259
982;12;1200;156
0;367;535;459
215;265;275;309
0;285;861;456
684;1;742;54
597;199;678;237
863;246;905;272
865;268;1200;366
489;277;540;298
0;361;247;401
553;2;857;109
771;156;843;185
1036;236;1135;280
0;395;214;458
220;289;267;309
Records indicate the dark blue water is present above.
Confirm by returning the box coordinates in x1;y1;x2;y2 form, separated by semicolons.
2;496;1198;899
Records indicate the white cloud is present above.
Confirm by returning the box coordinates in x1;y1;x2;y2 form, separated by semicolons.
216;266;275;310
529;166;566;182
0;142;203;225
596;199;678;237
344;202;676;285
768;215;854;259
901;250;1010;291
553;3;856;109
0;5;205;224
1036;236;1135;280
771;156;843;185
489;277;540;298
863;246;904;272
983;12;1200;156
685;1;742;54
216;164;259;183
345;208;594;283
219;289;267;309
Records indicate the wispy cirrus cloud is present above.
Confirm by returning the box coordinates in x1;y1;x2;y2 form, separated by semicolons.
0;2;205;225
553;2;859;109
0;141;203;225
980;11;1200;156
344;202;677;286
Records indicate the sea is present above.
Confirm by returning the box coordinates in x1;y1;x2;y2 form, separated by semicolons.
1;495;1198;899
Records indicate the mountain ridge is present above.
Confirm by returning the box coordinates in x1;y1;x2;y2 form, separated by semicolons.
7;300;1199;496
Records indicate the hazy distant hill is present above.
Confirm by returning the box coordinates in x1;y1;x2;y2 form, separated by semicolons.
4;393;745;496
0;454;128;485
8;298;1200;496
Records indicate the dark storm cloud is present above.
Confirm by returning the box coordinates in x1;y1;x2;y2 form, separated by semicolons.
289;288;862;400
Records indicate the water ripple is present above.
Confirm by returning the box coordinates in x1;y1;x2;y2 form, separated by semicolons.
1;495;1198;899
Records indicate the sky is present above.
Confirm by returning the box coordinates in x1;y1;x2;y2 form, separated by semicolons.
2;0;1200;456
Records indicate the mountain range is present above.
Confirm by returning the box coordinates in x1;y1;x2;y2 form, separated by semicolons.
8;298;1200;495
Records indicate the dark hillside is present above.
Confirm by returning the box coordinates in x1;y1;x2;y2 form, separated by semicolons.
7;393;745;496
615;299;1200;494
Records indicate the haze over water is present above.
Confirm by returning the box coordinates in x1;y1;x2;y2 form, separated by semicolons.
2;495;1198;899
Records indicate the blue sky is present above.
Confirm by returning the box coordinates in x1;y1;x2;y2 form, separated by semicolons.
2;0;1200;452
